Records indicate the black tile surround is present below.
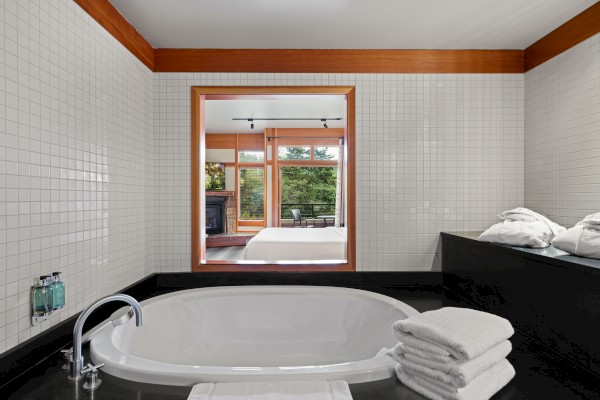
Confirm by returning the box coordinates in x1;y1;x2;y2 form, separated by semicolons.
1;265;599;399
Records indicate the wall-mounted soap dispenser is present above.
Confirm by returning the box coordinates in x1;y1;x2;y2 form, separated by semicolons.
31;273;66;325
31;276;51;315
51;272;65;309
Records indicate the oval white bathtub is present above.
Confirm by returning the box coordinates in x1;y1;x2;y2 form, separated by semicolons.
90;286;418;386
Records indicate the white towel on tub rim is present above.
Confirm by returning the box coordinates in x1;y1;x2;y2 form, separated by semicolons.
188;380;353;400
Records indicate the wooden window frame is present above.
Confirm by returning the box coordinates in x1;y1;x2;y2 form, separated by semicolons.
237;165;266;226
269;130;344;228
192;87;356;272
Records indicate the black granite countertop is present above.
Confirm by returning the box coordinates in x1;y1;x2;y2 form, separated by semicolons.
4;286;599;400
444;231;600;271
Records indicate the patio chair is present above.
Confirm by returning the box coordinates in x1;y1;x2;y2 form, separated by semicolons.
291;209;314;228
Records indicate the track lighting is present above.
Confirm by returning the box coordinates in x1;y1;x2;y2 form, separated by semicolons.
233;117;342;129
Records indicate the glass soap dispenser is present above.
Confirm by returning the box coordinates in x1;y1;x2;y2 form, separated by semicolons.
31;276;52;315
51;272;65;309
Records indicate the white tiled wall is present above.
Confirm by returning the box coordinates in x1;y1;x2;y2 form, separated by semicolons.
1;0;531;355
153;73;524;272
0;0;154;353
525;33;600;227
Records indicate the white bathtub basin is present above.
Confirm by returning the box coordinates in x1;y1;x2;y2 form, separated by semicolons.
90;286;418;385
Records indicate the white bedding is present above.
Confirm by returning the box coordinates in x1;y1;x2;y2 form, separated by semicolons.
243;227;347;261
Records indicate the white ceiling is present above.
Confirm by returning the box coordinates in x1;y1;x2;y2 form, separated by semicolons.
109;0;596;49
205;99;346;134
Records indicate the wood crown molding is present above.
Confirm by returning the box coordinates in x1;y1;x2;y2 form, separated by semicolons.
154;49;524;73
525;1;600;71
74;1;599;73
74;0;154;70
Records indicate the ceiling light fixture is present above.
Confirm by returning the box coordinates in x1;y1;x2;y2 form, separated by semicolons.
233;117;343;129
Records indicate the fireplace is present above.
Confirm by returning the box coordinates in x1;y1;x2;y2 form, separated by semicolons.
206;196;227;235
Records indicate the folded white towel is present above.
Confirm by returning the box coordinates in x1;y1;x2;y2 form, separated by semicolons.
393;340;512;387
396;359;515;400
392;307;514;361
393;342;458;363
187;381;353;400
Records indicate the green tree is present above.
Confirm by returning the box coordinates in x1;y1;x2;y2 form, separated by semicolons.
279;146;337;219
279;146;309;160
205;163;225;190
239;168;264;219
281;167;337;219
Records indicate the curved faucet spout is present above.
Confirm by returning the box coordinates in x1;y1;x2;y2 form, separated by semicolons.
69;294;142;381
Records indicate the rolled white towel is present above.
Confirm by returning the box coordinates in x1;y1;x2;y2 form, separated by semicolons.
393;340;512;387
392;307;514;361
396;359;515;400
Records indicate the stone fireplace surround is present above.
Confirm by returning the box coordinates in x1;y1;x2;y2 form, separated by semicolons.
206;191;236;234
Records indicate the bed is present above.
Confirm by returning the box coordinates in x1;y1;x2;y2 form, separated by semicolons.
243;227;347;261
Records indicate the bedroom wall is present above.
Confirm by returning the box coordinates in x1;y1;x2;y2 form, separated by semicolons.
153;73;524;272
0;0;154;353
525;32;600;227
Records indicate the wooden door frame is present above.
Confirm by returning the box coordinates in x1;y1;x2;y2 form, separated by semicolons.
191;86;356;272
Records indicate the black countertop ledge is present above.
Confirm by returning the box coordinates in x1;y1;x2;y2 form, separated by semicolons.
2;273;600;399
444;231;600;273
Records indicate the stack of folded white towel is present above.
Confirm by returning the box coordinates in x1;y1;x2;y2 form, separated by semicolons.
552;212;600;259
392;307;515;400
479;207;565;248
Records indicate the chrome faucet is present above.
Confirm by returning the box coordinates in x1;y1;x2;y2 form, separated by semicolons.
68;294;143;382
61;307;134;369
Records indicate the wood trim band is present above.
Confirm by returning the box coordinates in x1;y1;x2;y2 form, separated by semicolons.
76;1;600;74
74;0;154;70
525;2;600;71
154;49;524;73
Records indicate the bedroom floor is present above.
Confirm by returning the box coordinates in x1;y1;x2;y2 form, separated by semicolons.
206;246;246;260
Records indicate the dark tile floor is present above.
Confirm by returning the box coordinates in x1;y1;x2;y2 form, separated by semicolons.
4;287;599;399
